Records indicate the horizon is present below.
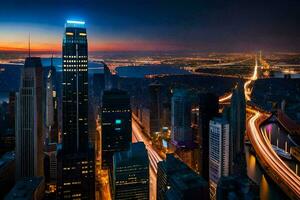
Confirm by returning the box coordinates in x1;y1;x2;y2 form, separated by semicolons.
1;0;300;52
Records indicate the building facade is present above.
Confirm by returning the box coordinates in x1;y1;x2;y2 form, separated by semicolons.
149;81;163;137
171;89;193;147
112;142;149;200
101;89;131;169
229;81;246;175
209;117;230;199
157;154;209;200
59;20;95;199
15;57;44;180
198;93;219;181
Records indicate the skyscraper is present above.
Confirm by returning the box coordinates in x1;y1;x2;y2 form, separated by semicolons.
112;142;149;200
59;20;94;199
209;117;230;199
171;88;193;147
101;89;131;169
15;57;44;179
157;154;209;200
46;63;58;144
149;81;163;136
198;93;219;181
229;80;246;175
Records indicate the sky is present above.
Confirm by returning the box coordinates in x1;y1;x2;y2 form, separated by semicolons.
0;0;300;52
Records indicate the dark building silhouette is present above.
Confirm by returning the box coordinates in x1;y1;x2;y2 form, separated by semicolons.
157;154;209;200
171;88;193;147
149;81;163;136
0;152;15;199
59;20;95;199
198;93;219;181
216;176;259;200
5;176;45;200
101;89;131;169
8;92;16;133
0;95;15;154
44;143;58;199
112;142;149;200
104;63;113;90
15;57;44;180
229;80;246;175
45;63;58;144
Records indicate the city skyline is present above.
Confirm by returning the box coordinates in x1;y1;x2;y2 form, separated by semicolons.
0;2;300;200
1;0;300;52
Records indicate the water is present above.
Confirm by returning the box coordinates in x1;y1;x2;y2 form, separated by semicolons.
245;145;290;200
115;65;190;78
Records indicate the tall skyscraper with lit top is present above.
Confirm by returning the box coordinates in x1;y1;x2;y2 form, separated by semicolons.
59;20;94;199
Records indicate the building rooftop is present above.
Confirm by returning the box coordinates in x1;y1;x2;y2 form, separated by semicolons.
65;20;85;28
170;171;207;191
24;57;42;69
114;142;148;165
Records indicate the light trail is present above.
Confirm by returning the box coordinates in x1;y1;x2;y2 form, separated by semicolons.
219;56;259;103
244;56;258;101
219;93;232;103
244;56;300;198
247;108;300;199
132;120;162;171
132;118;163;200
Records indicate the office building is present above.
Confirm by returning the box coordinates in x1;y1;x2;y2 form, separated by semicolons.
149;81;163;136
15;57;44;179
230;80;246;175
5;176;45;200
171;89;193;147
45;63;58;144
112;142;149;200
209;117;230;199
0;95;15;154
157;154;209;200
104;63;113;90
44;143;58;199
8;91;16;133
198;93;219;181
59;20;95;199
216;176;259;200
101;89;131;169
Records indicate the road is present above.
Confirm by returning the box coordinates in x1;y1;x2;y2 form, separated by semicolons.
132;117;163;200
219;56;258;103
247;108;300;199
244;57;300;199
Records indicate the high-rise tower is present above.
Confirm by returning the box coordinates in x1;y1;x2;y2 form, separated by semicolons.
198;93;219;181
15;57;44;179
171;88;193;147
59;20;94;199
101;89;131;169
209;117;230;199
229;80;246;175
149;81;163;136
46;59;58;144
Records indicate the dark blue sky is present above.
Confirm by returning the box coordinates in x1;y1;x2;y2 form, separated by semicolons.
1;0;300;52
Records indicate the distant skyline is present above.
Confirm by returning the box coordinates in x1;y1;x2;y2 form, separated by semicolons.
1;0;300;52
